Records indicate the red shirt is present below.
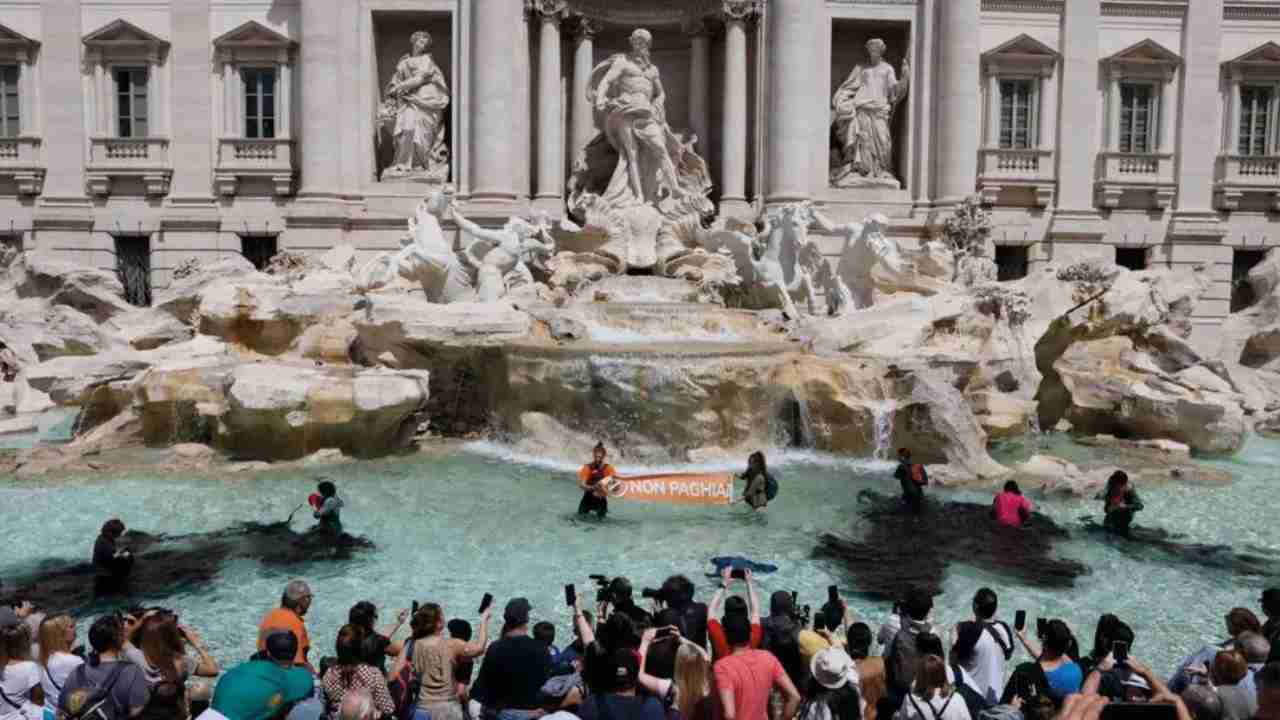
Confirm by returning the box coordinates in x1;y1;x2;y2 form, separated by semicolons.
993;491;1032;527
707;619;763;661
713;649;785;720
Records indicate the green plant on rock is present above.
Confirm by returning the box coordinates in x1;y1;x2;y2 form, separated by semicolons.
941;195;993;257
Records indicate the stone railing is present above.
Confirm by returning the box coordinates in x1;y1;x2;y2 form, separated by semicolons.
1096;152;1176;209
215;137;296;196
977;147;1056;207
0;136;44;195
1215;154;1280;211
86;136;171;196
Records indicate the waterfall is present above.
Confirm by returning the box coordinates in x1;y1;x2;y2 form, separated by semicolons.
870;400;896;460
792;391;815;449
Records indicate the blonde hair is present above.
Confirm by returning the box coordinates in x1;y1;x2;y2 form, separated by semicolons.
913;655;952;699
39;615;76;668
673;641;711;719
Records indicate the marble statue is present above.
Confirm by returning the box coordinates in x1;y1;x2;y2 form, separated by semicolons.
701;203;831;319
566;27;714;274
355;189;555;302
830;38;910;189
377;30;450;183
815;212;905;314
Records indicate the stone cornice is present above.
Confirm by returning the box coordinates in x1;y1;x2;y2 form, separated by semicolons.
1225;2;1280;20
981;0;1062;14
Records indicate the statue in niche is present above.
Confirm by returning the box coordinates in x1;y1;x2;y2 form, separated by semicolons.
376;30;450;183
566;27;713;274
830;38;910;189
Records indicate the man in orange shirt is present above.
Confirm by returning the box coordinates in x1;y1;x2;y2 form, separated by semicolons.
257;579;314;673
577;443;626;519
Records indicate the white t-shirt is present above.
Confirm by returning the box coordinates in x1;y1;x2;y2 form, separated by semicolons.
967;622;1014;702
0;660;43;720
894;691;972;720
41;652;84;713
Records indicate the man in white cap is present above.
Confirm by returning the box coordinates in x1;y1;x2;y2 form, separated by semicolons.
805;647;862;720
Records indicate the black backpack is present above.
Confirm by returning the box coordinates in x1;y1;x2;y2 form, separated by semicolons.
886;628;925;696
761;617;804;688
984;622;1015;661
59;663;127;720
950;662;992;720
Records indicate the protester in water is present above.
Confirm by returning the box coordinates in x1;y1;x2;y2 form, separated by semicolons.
991;481;1032;528
578;443;626;519
313;481;345;533
1101;471;1143;536
92;518;134;597
894;448;927;513
739;451;776;511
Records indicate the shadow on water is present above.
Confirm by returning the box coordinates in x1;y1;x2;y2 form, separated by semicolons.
1078;519;1280;580
816;490;1090;600
0;521;375;614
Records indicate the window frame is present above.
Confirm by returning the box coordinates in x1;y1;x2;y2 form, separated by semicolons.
998;78;1038;150
0;64;18;138
240;66;278;140
1118;80;1159;155
113;65;150;139
1236;82;1280;157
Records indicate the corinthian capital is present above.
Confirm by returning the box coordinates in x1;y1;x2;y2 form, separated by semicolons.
525;0;568;19
721;0;762;22
570;14;602;38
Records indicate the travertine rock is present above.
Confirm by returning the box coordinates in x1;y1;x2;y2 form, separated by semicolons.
10;252;134;322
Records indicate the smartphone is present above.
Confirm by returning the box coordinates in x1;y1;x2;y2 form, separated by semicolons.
730;567;746;580
1113;640;1130;663
1014;610;1026;632
412;600;419;615
1036;617;1048;637
478;593;494;615
564;584;576;608
656;627;677;639
827;585;839;604
791;591;798;607
1099;703;1177;720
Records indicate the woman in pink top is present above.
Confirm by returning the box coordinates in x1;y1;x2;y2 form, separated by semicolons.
991;481;1033;527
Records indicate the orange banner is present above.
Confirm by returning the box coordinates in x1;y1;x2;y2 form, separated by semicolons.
609;473;736;506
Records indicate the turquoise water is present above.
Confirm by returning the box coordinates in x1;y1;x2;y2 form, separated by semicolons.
1;437;1278;676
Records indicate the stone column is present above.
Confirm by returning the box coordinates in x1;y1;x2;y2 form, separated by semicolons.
16;53;31;135
93;55;108;135
298;0;342;197
685;19;712;155
570;17;599;161
220;53;235;138
531;0;567;208
471;0;523;202
1040;69;1058;152
38;0;86;202
720;2;755;215
934;0;981;206
1107;71;1121;151
765;0;819;204
147;54;163;136
1175;0;1223;213
986;75;1000;147
169;0;213;200
278;58;292;140
1228;74;1241;154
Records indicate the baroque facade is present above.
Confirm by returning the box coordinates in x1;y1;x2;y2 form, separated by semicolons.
0;0;1279;342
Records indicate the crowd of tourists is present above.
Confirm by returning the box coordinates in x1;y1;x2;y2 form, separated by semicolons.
2;569;1277;720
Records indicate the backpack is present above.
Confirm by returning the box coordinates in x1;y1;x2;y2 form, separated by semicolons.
388;640;421;720
765;474;779;501
762;617;804;688
886;628;924;696
910;464;927;487
59;663;127;720
983;622;1014;661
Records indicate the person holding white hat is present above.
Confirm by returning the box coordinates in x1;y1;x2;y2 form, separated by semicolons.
800;647;862;720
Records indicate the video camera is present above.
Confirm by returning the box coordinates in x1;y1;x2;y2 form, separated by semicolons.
590;574;612;603
640;586;665;603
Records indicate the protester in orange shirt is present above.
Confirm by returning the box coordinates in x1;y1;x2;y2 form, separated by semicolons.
257;579;315;673
578;443;627;519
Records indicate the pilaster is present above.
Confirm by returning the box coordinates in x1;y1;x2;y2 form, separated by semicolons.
1174;0;1224;224
37;0;87;206
298;0;342;198
1050;0;1106;241
168;0;215;205
934;0;981;206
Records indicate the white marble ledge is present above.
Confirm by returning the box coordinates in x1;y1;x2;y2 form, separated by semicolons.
1215;155;1280;211
214;138;296;197
0;136;44;195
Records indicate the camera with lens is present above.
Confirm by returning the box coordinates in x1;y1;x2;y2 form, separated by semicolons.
590;574;611;603
640;587;665;603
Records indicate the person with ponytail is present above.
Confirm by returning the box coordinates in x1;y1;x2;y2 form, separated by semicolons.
321;625;394;720
36;615;80;720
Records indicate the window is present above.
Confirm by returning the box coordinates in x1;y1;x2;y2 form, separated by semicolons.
115;67;149;138
241;235;278;271
995;245;1029;281
1118;83;1156;154
1239;86;1274;157
242;68;276;139
0;65;17;138
114;235;151;307
1115;247;1148;272
999;80;1036;149
1231;249;1268;312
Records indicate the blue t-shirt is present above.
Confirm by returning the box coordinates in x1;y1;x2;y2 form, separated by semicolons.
1044;661;1083;701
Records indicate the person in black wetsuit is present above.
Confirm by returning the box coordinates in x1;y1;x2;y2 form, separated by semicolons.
1101;471;1143;536
92;518;134;596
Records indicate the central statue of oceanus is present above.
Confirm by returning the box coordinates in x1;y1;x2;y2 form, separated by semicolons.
564;27;714;275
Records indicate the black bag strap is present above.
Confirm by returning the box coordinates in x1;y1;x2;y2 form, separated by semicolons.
984;622;1014;660
0;685;23;711
45;664;65;693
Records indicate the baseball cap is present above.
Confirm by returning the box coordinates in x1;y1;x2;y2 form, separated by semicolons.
504;598;531;626
264;630;299;663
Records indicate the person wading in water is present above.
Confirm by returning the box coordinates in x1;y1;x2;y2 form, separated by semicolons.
578;443;628;519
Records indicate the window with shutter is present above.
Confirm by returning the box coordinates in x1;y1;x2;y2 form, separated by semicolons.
115;67;149;138
242;67;277;139
1238;86;1274;157
1119;83;1154;154
0;65;18;138
999;80;1035;150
